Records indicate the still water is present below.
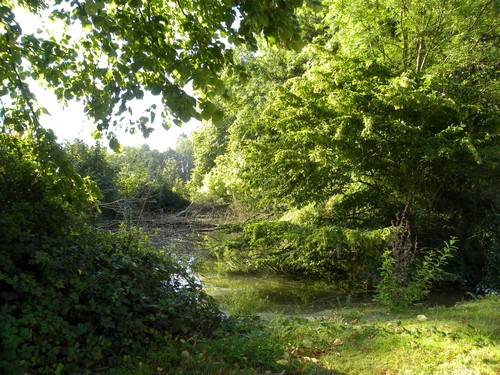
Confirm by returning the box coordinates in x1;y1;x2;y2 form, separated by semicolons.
162;232;466;316
198;272;466;316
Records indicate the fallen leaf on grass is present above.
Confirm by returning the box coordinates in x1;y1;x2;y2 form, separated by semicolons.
303;356;320;364
332;338;343;346
380;368;397;375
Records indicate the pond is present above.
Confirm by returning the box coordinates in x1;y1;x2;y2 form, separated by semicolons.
153;223;466;316
200;272;375;315
199;271;466;316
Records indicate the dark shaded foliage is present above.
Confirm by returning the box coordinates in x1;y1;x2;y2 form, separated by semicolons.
0;134;221;374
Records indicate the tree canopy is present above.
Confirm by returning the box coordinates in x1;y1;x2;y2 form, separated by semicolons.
1;2;313;372
190;0;499;284
1;0;317;148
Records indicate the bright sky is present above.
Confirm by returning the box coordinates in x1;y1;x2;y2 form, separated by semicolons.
33;83;199;152
15;8;200;152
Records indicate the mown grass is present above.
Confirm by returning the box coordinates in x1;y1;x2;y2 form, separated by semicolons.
114;295;499;375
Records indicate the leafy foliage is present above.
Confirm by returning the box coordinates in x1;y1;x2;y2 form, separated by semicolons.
209;221;391;286
0;133;221;374
175;134;194;182
108;144;190;212
1;0;311;149
191;0;499;284
64;139;120;206
63;141;192;215
376;212;458;310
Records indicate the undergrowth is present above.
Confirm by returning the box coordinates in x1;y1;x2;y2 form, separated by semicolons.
376;210;458;310
204;221;392;287
0;134;221;374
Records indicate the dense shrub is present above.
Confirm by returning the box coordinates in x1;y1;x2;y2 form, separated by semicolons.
0;134;221;374
209;221;392;287
1;228;221;374
375;212;458;310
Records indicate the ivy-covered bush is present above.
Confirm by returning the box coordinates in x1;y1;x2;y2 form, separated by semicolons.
209;221;392;287
0;133;221;374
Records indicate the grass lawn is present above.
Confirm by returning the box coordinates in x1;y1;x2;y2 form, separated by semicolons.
115;295;499;374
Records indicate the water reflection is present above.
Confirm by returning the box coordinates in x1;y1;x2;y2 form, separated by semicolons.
159;233;466;315
200;272;466;315
201;272;374;315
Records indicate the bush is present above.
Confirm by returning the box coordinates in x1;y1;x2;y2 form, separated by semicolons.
1;228;221;374
375;212;458;310
0;134;221;374
208;221;391;287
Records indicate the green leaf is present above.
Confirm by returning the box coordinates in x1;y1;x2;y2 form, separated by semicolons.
108;137;121;152
200;101;216;120
211;108;225;125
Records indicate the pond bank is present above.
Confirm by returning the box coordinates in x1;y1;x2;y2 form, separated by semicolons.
200;272;467;316
140;213;469;316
